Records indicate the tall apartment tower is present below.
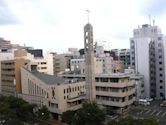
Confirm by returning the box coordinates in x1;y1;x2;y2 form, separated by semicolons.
130;24;166;99
84;23;96;101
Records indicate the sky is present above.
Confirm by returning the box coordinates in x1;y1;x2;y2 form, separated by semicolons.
0;0;166;53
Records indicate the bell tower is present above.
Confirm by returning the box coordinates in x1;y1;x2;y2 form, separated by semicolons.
84;10;96;101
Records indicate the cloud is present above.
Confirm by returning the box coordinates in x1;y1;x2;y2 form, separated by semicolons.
5;0;58;26
140;0;166;17
0;0;20;25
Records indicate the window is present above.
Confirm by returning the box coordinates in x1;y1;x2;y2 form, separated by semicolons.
160;74;163;77
110;78;119;83
158;49;162;53
41;62;47;64
64;89;65;93
95;78;99;82
101;78;108;82
85;32;88;37
160;93;163;97
159;68;163;71
159;55;162;58
160;80;163;83
41;67;47;69
122;97;125;102
158;37;162;41
160;86;163;89
158;43;162;47
159;62;162;65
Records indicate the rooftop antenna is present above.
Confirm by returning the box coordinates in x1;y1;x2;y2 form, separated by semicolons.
86;9;90;23
153;19;155;26
149;15;151;25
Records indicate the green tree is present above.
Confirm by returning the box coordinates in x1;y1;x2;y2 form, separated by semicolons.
61;110;75;125
144;116;160;125
74;101;105;125
107;116;159;125
0;96;35;124
118;116;134;125
37;105;50;120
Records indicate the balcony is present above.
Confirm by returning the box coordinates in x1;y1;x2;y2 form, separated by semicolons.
67;94;86;102
67;104;82;111
48;107;62;114
96;89;135;97
1;65;14;69
96;81;134;88
1;71;15;75
97;97;135;108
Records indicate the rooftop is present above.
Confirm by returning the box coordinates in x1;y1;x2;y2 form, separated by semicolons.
30;70;81;85
60;72;132;78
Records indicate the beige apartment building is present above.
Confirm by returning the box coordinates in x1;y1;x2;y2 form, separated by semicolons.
1;59;29;96
19;65;135;120
60;73;135;114
19;66;86;119
95;74;135;114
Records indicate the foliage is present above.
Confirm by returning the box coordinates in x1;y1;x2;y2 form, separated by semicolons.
61;101;105;125
108;116;159;125
37;105;50;120
61;110;75;125
0;96;34;124
144;116;160;125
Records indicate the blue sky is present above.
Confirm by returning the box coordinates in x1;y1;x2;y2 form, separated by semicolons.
0;0;166;53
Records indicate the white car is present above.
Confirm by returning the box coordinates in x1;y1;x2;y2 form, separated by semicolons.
145;98;153;102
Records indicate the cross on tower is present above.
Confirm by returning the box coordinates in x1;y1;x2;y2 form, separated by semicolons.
86;10;90;23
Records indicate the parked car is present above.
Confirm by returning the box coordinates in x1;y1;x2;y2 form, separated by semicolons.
145;98;153;102
160;101;166;107
138;99;150;106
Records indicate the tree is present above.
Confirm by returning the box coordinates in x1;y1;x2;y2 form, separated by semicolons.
61;110;75;125
0;96;34;124
118;116;135;125
74;101;105;125
37;105;50;120
61;101;105;125
144;116;160;125
107;116;159;125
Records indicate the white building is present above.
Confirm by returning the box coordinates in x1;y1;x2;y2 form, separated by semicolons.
70;56;123;74
70;58;103;74
130;24;166;99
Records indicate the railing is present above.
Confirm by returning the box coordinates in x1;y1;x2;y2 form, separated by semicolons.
96;81;135;88
96;89;135;97
97;97;135;107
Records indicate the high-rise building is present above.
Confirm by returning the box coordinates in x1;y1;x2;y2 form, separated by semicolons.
84;23;96;101
130;24;166;99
